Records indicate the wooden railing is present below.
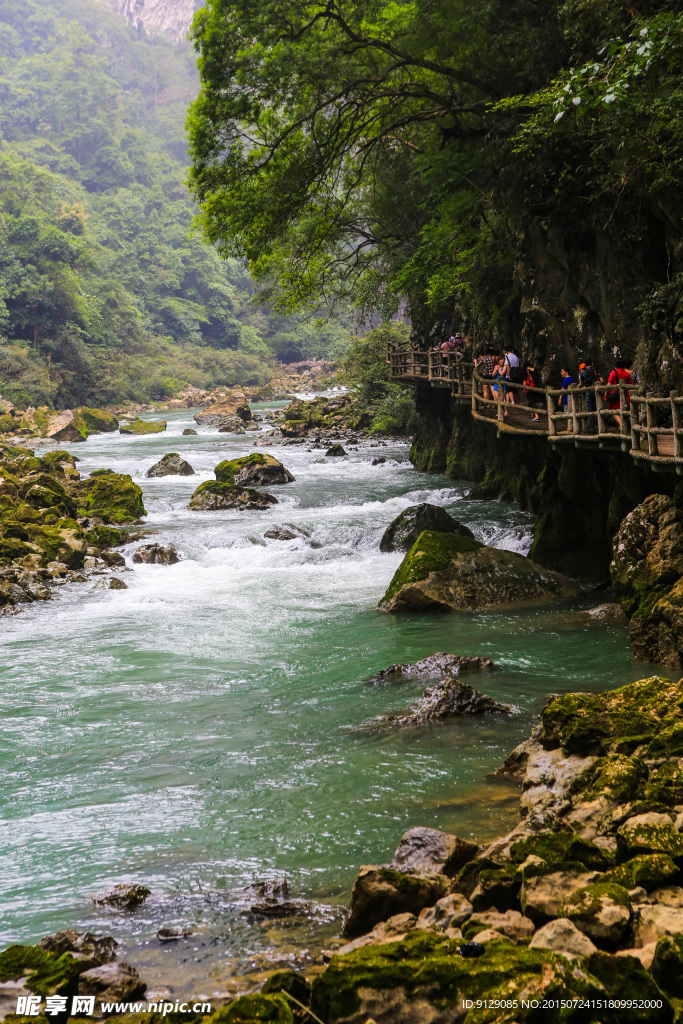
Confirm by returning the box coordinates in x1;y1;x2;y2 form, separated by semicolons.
386;343;472;399
630;391;682;468
388;344;682;472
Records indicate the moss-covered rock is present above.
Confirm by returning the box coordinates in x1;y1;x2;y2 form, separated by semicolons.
310;931;607;1023
261;971;311;1006
85;526;130;549
78;408;119;433
207;994;293;1023
380;530;578;612
540;675;683;755
119;418;167;435
0;519;87;567
0;944;82;998
379;503;475;553
73;471;146;523
509;833;613;875
214;453;294;487
611;494;683;668
188;481;278;511
645;762;683;807
343;866;449;938
558;882;632;946
568;754;649;805
606;854;679;891
584;951;672;1023
616;815;683;862
146;453;195;478
651;933;683;999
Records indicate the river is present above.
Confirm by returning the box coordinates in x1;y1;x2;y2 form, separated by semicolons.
0;405;660;996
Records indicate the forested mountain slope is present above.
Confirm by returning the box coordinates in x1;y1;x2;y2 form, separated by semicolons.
0;0;349;408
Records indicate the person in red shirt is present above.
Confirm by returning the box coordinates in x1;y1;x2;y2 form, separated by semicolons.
606;358;631;432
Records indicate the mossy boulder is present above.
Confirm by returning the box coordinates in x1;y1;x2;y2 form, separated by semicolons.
146;453;195;478
85;526;130;549
539;675;683;755
73;471;146;523
611;494;683;668
261;971;311;1005
645;761;683;806
210;994;294;1023
0;943;82;998
584;951;672;1023
606;854;679;891
343;866;449;938
616;814;683;862
0;519;87;567
379;503;475;553
568;754;649;805
119;418;167;435
558;882;632;946
215;453;294;487
651;933;683;999
78;408;119;433
509;833;613;876
310;931;607;1023
188;481;278;511
379;530;578;612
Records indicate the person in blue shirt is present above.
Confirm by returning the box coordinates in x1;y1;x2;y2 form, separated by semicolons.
557;367;576;430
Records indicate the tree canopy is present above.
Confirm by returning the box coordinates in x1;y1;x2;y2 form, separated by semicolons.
188;0;683;378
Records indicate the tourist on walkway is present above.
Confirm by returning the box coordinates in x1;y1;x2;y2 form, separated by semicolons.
503;346;522;408
524;362;543;421
475;348;496;402
557;366;576;431
606;358;631;432
578;359;602;435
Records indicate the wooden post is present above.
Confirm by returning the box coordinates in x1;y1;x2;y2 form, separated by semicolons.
497;378;505;423
546;389;556;437
597;385;605;436
646;392;656;456
630;394;639;454
569;386;579;436
671;391;681;463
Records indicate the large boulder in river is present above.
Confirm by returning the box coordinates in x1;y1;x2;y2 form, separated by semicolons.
72;470;146;523
380;677;514;727
215;453;294;487
78;408;119;434
189;481;277;511
119;418;166;435
146;453;195;478
78;963;147;1004
372;652;494;681
132;544;179;565
611;494;683;667
380;503;474;553
380;531;579;612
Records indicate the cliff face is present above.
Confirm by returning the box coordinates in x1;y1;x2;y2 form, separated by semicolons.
104;0;199;42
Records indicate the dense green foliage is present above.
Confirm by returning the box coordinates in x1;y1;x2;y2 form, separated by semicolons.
342;322;417;434
0;0;351;408
189;0;683;380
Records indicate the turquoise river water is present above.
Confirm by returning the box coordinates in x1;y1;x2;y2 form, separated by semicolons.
0;404;670;996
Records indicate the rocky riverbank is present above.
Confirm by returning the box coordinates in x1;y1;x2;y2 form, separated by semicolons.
4;672;683;1021
0;445;147;612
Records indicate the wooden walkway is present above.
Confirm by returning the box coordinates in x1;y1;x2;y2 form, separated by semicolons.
387;345;682;473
